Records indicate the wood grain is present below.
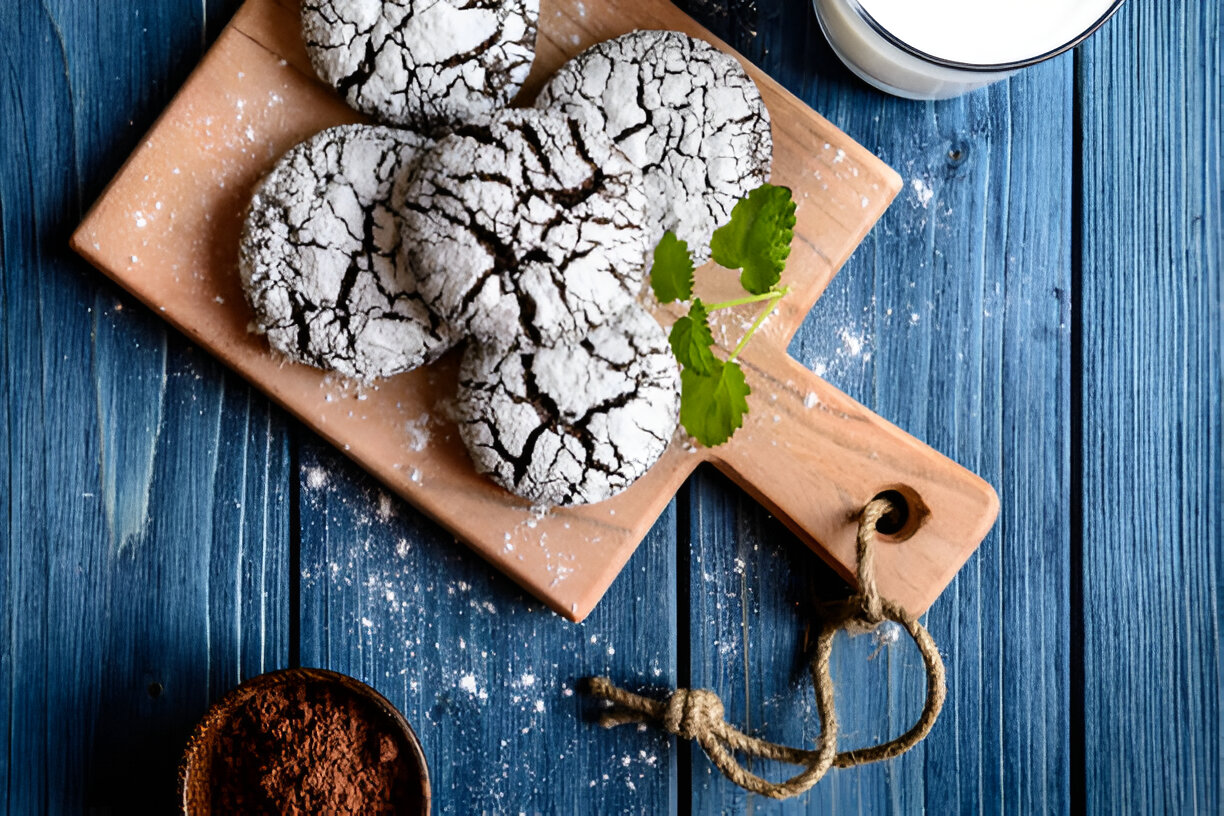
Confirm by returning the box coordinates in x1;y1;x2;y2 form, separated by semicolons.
4;0;1218;812
1079;2;1222;813
0;2;289;813
679;1;1074;810
296;439;681;813
69;0;997;623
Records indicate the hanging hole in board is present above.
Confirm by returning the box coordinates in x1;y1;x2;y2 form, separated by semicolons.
870;486;929;542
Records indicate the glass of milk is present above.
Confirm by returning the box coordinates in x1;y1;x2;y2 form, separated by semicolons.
812;0;1123;99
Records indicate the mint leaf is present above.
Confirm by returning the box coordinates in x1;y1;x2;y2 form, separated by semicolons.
680;360;751;447
649;231;694;303
709;184;797;295
669;299;719;376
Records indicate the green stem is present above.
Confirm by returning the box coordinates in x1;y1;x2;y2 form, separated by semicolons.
705;286;788;312
727;297;783;363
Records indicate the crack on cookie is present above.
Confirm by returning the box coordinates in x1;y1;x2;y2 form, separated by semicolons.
456;306;680;506
240;125;455;381
399;109;648;349
302;0;539;130
537;30;772;262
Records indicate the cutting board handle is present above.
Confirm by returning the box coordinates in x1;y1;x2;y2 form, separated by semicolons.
706;343;999;615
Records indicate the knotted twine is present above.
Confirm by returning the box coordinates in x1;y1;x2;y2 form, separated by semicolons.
582;498;946;800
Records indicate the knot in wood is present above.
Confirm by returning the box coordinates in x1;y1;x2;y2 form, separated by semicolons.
662;688;724;740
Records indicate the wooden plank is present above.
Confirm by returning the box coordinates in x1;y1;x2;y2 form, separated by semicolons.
1079;2;1222;813
296;439;679;814
0;1;291;811
678;1;1072;810
88;347;294;812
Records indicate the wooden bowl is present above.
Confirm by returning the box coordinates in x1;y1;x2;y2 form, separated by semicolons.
179;667;430;815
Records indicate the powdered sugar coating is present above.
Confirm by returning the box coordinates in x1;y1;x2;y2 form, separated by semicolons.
536;30;772;262
301;0;539;131
240;124;455;382
400;109;650;348
457;305;680;507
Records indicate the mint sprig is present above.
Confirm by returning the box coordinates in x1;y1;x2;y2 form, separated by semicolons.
668;299;718;376
680;362;750;448
649;231;694;303
649;184;797;447
710;183;797;295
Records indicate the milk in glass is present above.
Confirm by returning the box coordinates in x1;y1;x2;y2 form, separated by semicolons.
812;0;1122;99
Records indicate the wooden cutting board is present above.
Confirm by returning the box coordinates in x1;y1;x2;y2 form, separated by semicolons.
71;0;998;621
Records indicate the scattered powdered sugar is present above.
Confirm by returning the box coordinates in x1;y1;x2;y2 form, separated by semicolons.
376;492;396;521
403;413;432;452
911;177;934;208
807;321;875;381
289;456;681;804
457;673;488;701
304;466;330;490
839;327;867;357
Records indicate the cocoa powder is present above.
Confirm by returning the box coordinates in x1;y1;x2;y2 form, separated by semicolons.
201;678;422;815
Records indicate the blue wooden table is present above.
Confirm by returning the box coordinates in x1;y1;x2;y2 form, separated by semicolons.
1;1;1219;813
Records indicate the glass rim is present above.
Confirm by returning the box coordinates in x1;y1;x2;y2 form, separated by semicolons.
847;0;1126;73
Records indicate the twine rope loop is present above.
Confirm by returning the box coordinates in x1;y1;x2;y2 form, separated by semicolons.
582;497;946;800
663;688;724;740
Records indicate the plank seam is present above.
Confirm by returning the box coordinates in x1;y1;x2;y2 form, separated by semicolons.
1069;44;1088;816
677;479;693;816
288;423;301;669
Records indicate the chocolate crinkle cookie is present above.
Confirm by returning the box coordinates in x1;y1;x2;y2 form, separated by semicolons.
399;109;650;349
240;124;455;382
457;304;680;507
536;29;772;263
301;0;539;131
